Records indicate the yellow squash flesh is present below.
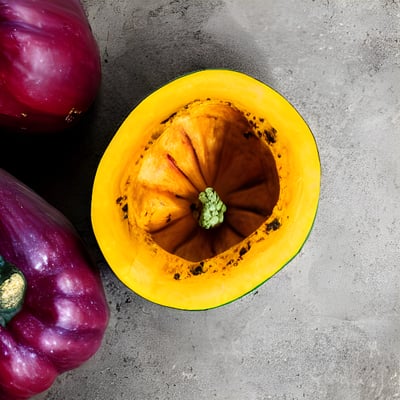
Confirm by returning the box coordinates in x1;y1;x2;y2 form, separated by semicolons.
91;70;320;310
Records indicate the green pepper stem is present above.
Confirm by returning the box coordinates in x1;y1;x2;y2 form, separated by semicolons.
0;256;26;327
197;187;227;229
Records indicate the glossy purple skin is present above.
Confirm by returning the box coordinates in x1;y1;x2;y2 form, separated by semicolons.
0;169;109;400
0;0;101;133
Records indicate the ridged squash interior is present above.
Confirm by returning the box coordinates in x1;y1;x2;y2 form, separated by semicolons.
91;70;320;310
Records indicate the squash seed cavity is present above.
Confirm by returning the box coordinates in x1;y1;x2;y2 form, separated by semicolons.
130;99;280;262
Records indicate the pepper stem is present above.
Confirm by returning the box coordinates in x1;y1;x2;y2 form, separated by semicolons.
0;256;26;327
197;187;227;229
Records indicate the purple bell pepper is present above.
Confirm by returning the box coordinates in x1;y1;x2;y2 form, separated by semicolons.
0;0;101;133
0;169;109;399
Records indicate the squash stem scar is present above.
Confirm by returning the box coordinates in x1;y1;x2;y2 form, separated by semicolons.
197;187;227;229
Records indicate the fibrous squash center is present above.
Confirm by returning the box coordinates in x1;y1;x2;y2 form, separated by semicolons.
197;187;227;229
132;99;280;262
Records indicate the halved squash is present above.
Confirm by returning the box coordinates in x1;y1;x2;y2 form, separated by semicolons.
91;70;320;310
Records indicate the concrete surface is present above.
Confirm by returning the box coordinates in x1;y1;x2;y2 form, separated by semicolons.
4;0;400;399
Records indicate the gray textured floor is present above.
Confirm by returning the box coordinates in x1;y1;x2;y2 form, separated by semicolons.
31;1;400;399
